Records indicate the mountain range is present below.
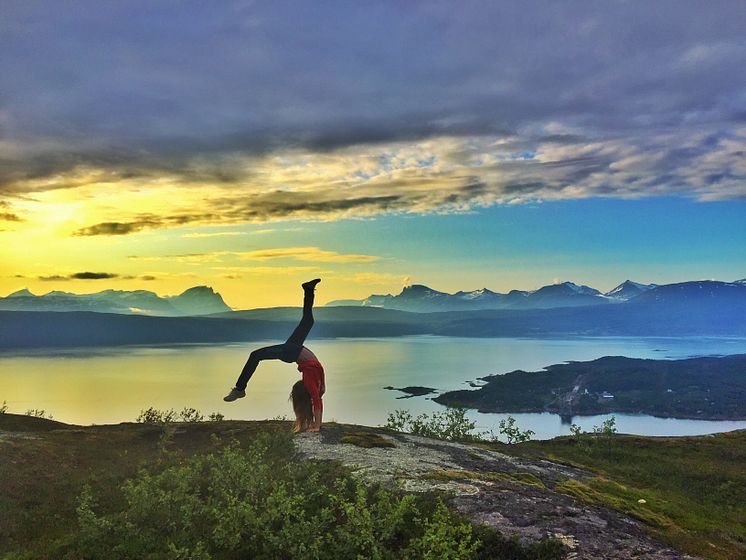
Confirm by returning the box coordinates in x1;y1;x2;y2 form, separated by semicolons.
326;279;663;312
0;286;231;316
1;278;745;318
2;279;746;348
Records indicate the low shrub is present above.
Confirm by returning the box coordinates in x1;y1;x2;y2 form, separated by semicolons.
385;408;485;442
136;407;224;424
25;409;52;419
497;416;535;444
67;430;563;560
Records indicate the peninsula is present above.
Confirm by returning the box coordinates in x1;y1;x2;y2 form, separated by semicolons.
434;354;746;420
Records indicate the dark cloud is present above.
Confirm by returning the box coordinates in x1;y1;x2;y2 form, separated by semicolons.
74;221;156;236
140;275;157;281
38;272;119;280
72;272;118;280
0;0;746;207
0;201;22;221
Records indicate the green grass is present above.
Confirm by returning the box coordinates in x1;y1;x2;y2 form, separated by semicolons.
511;430;746;560
340;431;397;448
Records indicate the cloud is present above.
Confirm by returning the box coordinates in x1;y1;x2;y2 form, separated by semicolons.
128;252;227;263
128;247;379;264
140;275;157;281
236;247;379;263
213;265;321;276
74;221;153;236
182;231;247;239
53;127;746;237
71;272;118;280
39;271;119;281
0;201;22;221
1;2;745;223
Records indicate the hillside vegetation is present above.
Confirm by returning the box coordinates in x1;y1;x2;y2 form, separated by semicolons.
0;414;561;560
514;429;746;560
2;412;745;558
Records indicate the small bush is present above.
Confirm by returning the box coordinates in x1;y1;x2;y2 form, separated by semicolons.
25;408;52;419
0;400;7;414
385;408;486;442
137;407;223;424
497;416;534;444
136;407;177;424
178;407;204;423
593;416;617;437
570;416;617;454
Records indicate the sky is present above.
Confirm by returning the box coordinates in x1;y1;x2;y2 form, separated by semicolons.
1;1;745;309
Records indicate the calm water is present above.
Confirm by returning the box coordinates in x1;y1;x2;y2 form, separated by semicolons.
2;336;746;440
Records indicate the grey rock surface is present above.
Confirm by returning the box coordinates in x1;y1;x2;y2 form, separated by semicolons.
295;425;699;560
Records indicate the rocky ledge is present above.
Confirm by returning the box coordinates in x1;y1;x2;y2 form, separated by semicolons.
295;426;699;560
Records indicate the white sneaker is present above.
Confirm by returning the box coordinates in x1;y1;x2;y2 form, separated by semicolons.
223;388;246;402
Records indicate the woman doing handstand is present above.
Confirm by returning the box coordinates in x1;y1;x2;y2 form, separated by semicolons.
223;279;325;432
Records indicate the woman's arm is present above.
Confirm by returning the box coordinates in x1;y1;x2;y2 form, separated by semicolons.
303;372;323;432
309;406;322;432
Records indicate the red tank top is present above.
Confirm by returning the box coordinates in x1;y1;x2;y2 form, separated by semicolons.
297;359;325;411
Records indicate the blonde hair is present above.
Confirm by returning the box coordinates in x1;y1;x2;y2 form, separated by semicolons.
289;380;313;433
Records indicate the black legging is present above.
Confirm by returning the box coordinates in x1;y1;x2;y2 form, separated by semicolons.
234;289;315;390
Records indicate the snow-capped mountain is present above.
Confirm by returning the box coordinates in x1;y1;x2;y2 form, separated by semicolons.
526;282;605;308
629;280;746;306
0;286;232;316
326;279;746;313
604;280;657;302
328;281;608;312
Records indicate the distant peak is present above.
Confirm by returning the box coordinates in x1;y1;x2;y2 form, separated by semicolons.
605;280;656;298
400;284;438;295
6;288;35;298
404;284;432;291
177;285;217;297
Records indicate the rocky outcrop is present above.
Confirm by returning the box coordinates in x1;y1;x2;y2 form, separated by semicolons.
295;426;699;560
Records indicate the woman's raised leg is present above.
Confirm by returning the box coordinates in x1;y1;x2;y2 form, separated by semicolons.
223;279;321;402
285;279;321;348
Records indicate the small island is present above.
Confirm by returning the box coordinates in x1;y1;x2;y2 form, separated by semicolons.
434;354;746;420
384;385;438;399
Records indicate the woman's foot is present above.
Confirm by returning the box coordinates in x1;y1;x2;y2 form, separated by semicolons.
302;278;321;291
223;388;246;402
